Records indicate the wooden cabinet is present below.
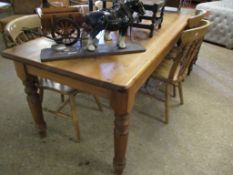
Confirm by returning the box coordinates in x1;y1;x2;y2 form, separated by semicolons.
166;0;182;9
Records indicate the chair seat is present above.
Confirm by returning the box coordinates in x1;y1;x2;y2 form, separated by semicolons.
39;78;76;95
166;46;182;60
0;14;25;33
153;58;186;83
152;59;174;80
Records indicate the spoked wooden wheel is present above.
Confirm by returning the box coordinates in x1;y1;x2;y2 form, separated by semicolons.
52;18;80;46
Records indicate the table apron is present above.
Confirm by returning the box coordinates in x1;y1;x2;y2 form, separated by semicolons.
24;63;112;98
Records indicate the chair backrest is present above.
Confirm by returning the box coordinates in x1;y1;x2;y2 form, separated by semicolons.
4;14;41;46
169;20;210;81
187;9;207;28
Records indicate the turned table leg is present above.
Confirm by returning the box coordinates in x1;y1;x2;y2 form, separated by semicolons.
113;113;130;175
24;75;47;137
111;90;135;175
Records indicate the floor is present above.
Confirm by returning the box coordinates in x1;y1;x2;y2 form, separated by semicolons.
0;9;233;175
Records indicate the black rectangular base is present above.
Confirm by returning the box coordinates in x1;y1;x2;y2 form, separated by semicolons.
40;42;145;62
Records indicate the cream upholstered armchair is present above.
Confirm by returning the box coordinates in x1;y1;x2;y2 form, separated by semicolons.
196;0;233;49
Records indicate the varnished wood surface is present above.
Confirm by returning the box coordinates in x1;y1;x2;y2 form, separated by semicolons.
2;12;191;175
2;13;190;91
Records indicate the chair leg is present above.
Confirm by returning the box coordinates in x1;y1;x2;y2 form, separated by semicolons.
39;87;44;103
172;84;176;97
164;84;170;124
178;82;184;105
61;94;65;103
69;94;81;142
188;54;198;75
93;96;103;111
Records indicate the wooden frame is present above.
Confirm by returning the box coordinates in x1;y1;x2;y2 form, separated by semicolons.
132;2;166;37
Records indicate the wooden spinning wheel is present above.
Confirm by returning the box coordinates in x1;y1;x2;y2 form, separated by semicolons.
51;18;80;45
39;0;85;46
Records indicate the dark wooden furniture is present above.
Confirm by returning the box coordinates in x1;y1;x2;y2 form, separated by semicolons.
166;0;182;10
132;1;166;37
2;13;190;175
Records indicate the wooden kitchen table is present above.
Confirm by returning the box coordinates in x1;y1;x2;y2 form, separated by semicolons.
2;13;190;175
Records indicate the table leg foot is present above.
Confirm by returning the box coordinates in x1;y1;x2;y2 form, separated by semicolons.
38;126;47;138
113;158;125;175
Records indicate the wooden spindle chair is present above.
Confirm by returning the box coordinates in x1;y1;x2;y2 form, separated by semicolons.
186;9;208;75
150;19;210;124
4;14;102;142
162;9;207;98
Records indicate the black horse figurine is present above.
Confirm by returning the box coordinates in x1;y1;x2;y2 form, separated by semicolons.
85;0;145;51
